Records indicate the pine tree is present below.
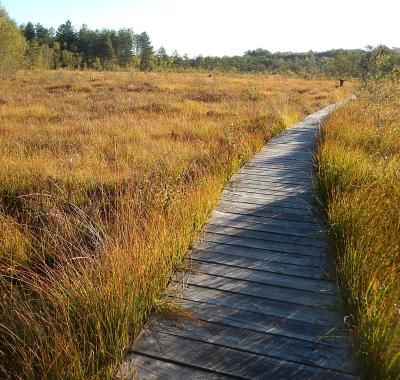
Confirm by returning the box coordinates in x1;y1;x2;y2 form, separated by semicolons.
156;46;168;68
21;22;36;41
56;20;77;51
115;29;134;67
137;32;154;71
35;23;53;46
101;35;116;69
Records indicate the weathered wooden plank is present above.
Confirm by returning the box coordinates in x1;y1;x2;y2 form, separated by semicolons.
190;260;335;293
174;299;348;347
196;241;329;268
224;187;312;199
227;183;314;196
182;272;337;309
150;317;355;373
232;171;313;184
206;222;327;248
131;330;355;380
224;186;314;201
212;207;322;227
243;163;313;173
191;250;328;279
247;165;313;172
239;154;313;162
223;190;316;207
220;195;316;214
217;201;323;224
265;139;316;144
230;181;313;193
263;145;314;150
235;170;313;181
177;285;341;327
237;162;314;174
254;158;313;164
230;177;314;189
228;185;313;197
265;140;315;144
245;148;312;156
250;155;314;163
218;198;318;216
220;196;320;214
238;165;313;172
203;231;325;257
244;166;315;176
222;191;316;210
259;152;314;159
211;205;326;235
265;143;316;147
124;354;234;380
210;210;325;237
233;171;313;183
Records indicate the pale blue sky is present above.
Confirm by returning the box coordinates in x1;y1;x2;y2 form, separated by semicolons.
2;0;399;56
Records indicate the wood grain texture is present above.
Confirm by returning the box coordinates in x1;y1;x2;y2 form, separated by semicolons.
125;105;357;379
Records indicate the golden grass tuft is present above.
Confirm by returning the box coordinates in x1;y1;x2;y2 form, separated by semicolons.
316;96;400;379
0;104;59;122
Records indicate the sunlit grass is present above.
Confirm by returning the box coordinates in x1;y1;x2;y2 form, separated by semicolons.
316;96;400;380
0;69;348;379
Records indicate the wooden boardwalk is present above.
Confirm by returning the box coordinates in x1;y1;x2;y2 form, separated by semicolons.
124;106;357;379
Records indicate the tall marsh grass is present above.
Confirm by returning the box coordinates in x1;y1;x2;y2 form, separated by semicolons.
0;70;347;378
316;91;400;379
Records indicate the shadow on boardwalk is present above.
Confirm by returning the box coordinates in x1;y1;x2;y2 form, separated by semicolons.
120;106;357;380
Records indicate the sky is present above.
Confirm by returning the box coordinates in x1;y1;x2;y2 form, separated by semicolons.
2;0;399;57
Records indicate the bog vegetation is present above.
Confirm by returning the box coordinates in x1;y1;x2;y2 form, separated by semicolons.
316;49;400;379
0;69;347;378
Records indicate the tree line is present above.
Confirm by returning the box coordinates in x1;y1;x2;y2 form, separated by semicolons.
20;20;155;71
1;4;400;78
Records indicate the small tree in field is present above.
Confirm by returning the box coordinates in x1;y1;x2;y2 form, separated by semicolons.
92;57;102;71
156;46;169;69
129;54;140;70
360;46;400;105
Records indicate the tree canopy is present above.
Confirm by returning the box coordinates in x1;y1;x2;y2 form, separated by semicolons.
0;6;27;69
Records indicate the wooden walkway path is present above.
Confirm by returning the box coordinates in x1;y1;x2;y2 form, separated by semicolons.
124;106;357;379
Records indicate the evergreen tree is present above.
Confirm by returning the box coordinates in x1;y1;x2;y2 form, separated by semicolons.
78;25;96;64
115;29;134;67
35;23;53;46
156;46;168;68
56;20;77;51
101;35;116;69
137;32;154;71
21;22;36;41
